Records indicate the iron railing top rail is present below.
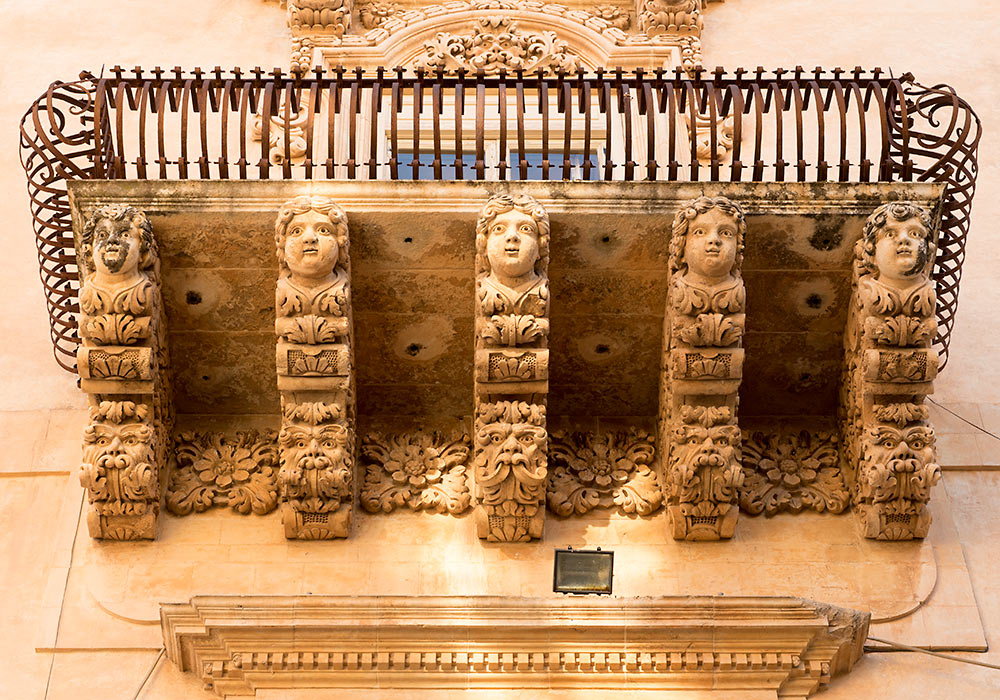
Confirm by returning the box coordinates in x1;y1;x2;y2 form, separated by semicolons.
20;67;980;373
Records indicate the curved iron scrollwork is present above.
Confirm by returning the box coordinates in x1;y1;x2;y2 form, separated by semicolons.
886;78;981;369
18;67;980;373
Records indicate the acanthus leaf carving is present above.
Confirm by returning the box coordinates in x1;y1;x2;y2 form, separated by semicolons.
361;430;472;514
167;431;279;516
288;0;352;34
739;429;849;516
548;428;661;516
640;0;703;37
416;16;581;75
359;1;399;29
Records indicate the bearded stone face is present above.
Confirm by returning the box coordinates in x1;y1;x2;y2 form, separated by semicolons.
279;423;352;476
864;425;936;474
83;421;154;474
669;423;741;494
475;421;547;502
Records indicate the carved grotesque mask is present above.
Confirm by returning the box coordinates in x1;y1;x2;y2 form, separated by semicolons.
485;210;540;282
865;425;936;473
279;422;351;472
873;217;930;282
284;210;341;281
83;420;154;472
476;420;547;484
671;423;741;473
682;208;738;282
93;216;143;277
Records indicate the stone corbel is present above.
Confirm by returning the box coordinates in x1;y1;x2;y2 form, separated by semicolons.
76;205;172;540
288;0;352;35
274;196;356;539
659;196;746;541
639;0;703;37
473;194;550;542
841;202;941;540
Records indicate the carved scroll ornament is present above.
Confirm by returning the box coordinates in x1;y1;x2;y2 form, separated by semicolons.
416;16;581;75
548;429;661;516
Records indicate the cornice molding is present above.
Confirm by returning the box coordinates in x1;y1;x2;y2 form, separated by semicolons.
161;595;869;697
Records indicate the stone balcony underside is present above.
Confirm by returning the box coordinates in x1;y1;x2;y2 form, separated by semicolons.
67;179;944;429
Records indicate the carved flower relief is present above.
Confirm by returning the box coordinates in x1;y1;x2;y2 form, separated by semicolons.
739;429;849;516
359;0;398;29
361;431;472;514
548;429;661;516
167;431;279;516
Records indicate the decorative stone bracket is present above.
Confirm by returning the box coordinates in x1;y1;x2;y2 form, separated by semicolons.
161;595;869;698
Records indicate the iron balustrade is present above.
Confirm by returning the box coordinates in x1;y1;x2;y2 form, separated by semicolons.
19;66;980;373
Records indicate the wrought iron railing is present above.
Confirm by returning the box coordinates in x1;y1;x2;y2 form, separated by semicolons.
20;66;980;373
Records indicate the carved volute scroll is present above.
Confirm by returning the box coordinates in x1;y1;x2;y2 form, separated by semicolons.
473;194;550;542
274;196;356;539
659;196;746;541
841;202;941;540
77;205;172;540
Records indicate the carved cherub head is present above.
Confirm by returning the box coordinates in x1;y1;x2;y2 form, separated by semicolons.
669;196;746;283
275;196;349;285
81;205;155;279
476;194;550;286
860;202;935;284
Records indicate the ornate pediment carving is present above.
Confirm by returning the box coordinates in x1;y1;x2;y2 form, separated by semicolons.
415;16;580;75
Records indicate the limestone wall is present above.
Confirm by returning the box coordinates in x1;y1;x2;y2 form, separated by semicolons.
1;1;999;698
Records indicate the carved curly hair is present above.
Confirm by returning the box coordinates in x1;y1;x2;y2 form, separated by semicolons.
858;202;935;275
80;204;155;275
668;196;746;275
475;193;550;275
274;196;350;270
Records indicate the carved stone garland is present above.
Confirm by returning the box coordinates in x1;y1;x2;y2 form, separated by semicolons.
77;205;172;540
739;429;849;516
167;431;279;516
548;429;661;516
841;202;941;540
659;196;746;541
361;430;472;514
473;194;550;542
274;196;356;539
415;16;581;75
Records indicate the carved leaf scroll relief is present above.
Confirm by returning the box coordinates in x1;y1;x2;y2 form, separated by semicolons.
739;429;849;516
841;202;941;540
77;205;173;540
274;196;356;539
167;431;279;516
473;193;550;541
548;429;661;516
416;16;581;75
659;196;747;541
361;430;472;514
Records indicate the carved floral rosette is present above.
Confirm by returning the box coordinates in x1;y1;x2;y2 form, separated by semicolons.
361;430;472;514
274;196;356;539
739;429;849;516
659;195;746;541
548;429;661;516
167;431;279;516
473;193;550;541
76;204;172;540
841;202;941;540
